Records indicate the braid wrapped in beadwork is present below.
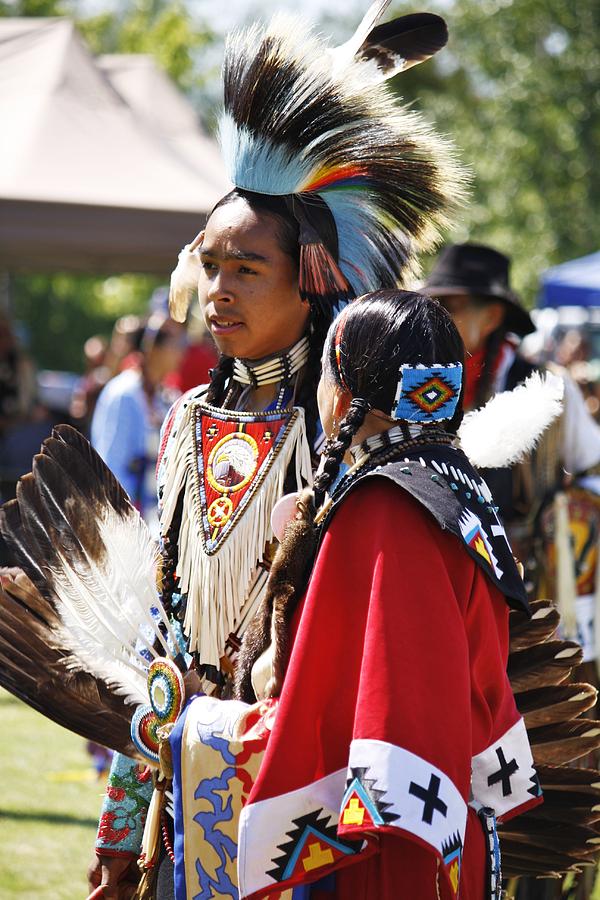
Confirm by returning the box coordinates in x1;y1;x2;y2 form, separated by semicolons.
205;355;235;406
313;398;371;509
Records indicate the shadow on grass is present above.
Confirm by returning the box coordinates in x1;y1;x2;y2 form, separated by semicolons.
0;808;98;827
0;691;20;704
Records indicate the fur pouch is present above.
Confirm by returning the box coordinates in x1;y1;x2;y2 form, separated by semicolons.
234;489;317;703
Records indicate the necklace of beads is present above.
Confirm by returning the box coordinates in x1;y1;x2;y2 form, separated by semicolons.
337;429;455;497
232;335;309;388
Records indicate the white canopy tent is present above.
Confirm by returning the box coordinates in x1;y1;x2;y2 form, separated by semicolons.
0;18;229;274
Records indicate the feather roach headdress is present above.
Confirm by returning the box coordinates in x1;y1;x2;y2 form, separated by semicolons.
169;2;466;321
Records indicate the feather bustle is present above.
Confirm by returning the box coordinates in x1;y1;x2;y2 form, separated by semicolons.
501;602;600;877
0;573;136;756
0;431;174;705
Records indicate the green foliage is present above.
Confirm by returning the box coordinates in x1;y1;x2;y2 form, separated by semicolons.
397;0;600;306
11;273;160;372
78;0;212;91
0;0;212;91
0;0;67;16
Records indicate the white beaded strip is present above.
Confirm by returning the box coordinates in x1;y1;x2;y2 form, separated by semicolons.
349;423;425;464
232;336;310;387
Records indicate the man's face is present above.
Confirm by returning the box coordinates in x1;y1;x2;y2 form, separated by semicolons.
198;198;309;360
437;293;506;355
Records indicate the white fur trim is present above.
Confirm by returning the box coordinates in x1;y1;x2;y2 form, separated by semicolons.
270;492;300;543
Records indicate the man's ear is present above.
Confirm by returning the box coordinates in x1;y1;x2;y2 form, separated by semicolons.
481;301;507;339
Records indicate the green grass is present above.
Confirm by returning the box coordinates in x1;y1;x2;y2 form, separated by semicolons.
2;689;600;898
0;689;106;899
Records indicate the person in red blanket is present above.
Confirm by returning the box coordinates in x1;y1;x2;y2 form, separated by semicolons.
167;291;540;900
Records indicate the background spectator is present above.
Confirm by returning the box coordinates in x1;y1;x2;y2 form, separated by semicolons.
91;313;186;538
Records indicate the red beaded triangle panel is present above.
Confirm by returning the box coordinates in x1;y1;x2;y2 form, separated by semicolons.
191;404;298;555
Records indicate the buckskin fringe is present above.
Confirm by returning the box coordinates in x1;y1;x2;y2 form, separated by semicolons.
160;406;312;666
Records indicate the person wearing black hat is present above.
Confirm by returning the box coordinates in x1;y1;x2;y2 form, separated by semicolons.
426;243;600;900
424;243;600;488
425;240;600;651
423;243;535;412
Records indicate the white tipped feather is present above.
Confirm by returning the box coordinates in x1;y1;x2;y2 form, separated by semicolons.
458;371;564;469
329;0;390;76
169;244;202;323
45;506;177;706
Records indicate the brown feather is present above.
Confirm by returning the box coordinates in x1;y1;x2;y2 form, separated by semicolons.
0;578;136;756
516;682;597;729
357;13;448;75
508;639;583;692
509;603;559;652
528;719;600;766
502;856;575;878
537;763;600;792
499;839;592;872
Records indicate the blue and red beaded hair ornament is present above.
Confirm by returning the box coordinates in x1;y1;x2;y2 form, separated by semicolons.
392;363;463;423
334;313;462;423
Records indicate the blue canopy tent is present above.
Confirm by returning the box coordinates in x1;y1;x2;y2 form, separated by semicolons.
539;251;600;308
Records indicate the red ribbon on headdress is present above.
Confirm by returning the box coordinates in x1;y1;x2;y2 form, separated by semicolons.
293;202;352;312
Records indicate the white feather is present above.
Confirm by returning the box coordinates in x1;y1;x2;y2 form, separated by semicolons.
458;371;564;469
45;504;178;705
329;0;390;77
169;245;202;323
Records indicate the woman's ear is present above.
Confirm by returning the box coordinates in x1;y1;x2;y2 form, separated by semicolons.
332;386;352;422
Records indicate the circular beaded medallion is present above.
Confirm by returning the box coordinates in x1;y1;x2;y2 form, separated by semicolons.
147;658;185;724
131;704;160;764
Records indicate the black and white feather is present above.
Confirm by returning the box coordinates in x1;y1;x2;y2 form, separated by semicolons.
0;425;176;711
330;4;449;83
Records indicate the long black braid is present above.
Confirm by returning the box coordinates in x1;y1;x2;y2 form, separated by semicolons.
312;398;370;508
205;354;234;406
294;307;331;454
159;492;184;621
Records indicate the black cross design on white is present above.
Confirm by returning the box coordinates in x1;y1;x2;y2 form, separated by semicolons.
409;774;448;824
487;747;519;797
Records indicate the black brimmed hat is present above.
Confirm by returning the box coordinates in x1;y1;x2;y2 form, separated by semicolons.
423;242;534;337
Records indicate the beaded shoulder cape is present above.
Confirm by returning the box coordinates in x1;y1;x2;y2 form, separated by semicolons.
324;442;529;614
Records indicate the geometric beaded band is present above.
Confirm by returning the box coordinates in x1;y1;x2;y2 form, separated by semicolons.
349;423;427;465
232;335;310;388
349;423;454;468
392;362;463;423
